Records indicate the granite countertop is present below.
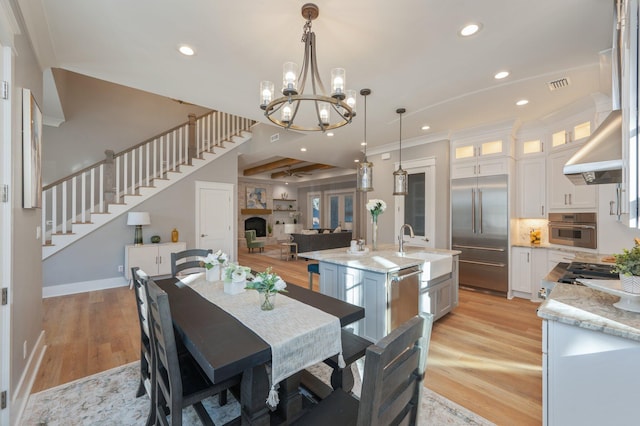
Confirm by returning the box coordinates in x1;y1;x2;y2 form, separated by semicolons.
537;284;640;342
511;243;615;264
298;244;460;274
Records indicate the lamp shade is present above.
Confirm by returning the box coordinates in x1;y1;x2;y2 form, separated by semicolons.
284;224;296;234
127;212;151;226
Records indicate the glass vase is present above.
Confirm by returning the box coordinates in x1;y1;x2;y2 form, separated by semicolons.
259;291;277;310
372;216;378;251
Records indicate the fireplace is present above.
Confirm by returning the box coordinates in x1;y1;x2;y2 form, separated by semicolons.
245;217;267;238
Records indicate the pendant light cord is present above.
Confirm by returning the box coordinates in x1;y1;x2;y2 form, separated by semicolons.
363;94;367;161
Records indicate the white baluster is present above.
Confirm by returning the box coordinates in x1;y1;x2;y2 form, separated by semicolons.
90;168;95;213
52;186;57;235
81;172;86;223
72;176;77;225
115;156;120;203
99;164;104;213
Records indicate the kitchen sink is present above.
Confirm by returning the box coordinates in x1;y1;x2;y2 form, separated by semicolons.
395;251;452;280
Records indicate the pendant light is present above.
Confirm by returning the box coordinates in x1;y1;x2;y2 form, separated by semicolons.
393;108;408;195
356;89;373;191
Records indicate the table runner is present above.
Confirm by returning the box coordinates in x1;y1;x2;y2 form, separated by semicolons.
179;273;344;408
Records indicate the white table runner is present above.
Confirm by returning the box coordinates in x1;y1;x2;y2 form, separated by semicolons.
179;273;343;408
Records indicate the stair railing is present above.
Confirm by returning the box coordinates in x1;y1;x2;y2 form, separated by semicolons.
42;111;254;245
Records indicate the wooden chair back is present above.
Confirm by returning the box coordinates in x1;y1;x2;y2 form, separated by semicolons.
357;313;433;426
132;267;153;398
146;278;186;425
170;248;213;277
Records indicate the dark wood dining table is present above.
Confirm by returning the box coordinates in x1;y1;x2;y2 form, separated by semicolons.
155;277;365;425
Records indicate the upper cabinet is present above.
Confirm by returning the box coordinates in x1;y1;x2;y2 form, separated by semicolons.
549;119;592;150
547;146;597;211
451;133;514;179
517;157;546;218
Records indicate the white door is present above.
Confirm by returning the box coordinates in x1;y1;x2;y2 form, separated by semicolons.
196;181;235;261
0;43;11;425
394;158;436;248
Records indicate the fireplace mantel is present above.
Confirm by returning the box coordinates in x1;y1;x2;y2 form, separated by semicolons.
241;208;272;215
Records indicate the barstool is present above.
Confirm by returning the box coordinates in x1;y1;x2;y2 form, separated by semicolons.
307;263;320;290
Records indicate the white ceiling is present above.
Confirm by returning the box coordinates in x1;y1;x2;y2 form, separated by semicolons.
19;0;615;182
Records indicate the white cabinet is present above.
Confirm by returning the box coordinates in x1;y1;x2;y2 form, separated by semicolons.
124;242;186;280
543;320;640;425
420;257;459;321
516;157;546;218
451;138;513;179
510;247;547;299
547;146;597;210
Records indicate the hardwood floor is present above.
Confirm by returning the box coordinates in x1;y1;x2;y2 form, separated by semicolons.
33;245;542;424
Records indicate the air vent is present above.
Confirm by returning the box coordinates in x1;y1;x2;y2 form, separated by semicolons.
270;133;280;143
547;77;571;91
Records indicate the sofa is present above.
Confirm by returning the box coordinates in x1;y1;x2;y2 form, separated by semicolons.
291;230;353;253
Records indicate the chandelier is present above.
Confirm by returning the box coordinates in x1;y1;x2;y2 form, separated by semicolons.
259;3;356;132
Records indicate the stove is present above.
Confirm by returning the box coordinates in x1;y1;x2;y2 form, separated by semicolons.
557;262;618;284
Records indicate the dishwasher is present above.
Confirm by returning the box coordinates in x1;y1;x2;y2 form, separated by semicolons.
388;266;422;332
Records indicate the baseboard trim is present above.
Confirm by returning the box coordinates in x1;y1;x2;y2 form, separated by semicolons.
43;277;129;298
11;331;46;426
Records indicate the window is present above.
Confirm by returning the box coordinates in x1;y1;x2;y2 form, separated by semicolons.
325;190;354;230
308;193;321;229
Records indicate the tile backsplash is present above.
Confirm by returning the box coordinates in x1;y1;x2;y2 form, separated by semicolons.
515;218;548;245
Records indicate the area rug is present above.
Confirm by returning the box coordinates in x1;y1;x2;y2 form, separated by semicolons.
21;362;494;425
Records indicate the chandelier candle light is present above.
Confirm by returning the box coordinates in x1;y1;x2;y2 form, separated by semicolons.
366;199;386;251
259;3;356;131
357;89;374;191
393;108;408;195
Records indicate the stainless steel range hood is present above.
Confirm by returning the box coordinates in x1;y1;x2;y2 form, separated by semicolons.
564;0;623;186
563;109;622;185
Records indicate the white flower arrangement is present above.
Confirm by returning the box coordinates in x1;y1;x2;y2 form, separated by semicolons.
223;262;253;282
366;199;387;220
245;267;287;294
202;249;228;270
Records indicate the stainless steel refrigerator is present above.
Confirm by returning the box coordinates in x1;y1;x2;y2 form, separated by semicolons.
451;175;509;294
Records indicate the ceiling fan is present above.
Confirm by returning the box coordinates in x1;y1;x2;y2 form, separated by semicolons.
283;166;311;178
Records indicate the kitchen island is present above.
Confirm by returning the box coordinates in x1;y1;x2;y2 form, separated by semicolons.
537;284;640;425
299;244;460;342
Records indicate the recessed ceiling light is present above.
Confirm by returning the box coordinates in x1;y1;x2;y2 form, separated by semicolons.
421;125;430;131
285;182;289;185
459;23;481;37
326;132;334;137
516;99;529;106
494;71;509;80
178;45;195;56
360;142;366;146
354;159;360;163
300;147;307;152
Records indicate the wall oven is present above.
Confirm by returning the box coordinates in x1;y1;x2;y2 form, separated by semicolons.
548;212;597;249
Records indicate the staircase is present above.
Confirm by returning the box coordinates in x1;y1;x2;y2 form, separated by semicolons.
42;111;255;260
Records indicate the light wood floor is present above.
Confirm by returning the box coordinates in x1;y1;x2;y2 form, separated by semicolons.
33;245;542;424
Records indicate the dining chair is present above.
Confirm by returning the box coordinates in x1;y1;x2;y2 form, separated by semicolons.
293;313;434;426
132;267;153;399
244;230;265;253
145;277;241;425
170;248;213;277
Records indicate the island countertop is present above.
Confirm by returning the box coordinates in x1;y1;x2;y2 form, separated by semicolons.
537;283;640;342
298;244;460;274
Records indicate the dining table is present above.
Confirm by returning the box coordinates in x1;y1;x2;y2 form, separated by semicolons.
154;275;365;425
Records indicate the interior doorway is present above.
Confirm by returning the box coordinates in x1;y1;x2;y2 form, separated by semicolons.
1;43;12;425
394;157;436;248
195;181;235;261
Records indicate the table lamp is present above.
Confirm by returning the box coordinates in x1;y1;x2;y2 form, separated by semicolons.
127;212;151;246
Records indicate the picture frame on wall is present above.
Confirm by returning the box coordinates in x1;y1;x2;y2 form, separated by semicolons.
246;187;267;209
22;88;43;209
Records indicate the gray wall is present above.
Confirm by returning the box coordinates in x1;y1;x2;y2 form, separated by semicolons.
10;33;44;399
43;153;238;287
42;69;210;184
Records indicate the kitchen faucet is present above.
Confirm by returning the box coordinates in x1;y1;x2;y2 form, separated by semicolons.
398;224;415;253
